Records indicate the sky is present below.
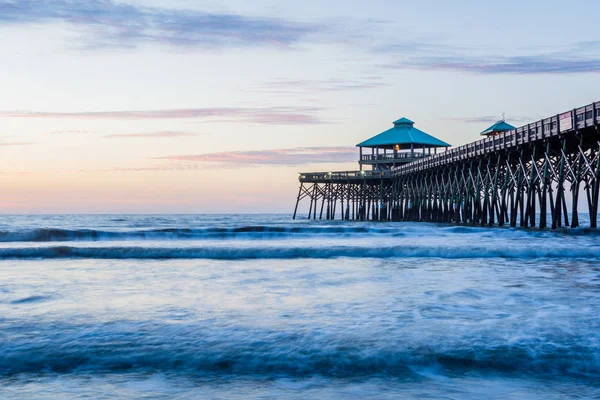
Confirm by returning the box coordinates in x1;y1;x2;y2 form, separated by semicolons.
1;0;599;213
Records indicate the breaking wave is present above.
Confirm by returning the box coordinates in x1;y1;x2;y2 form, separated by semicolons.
0;227;401;242
0;244;597;260
0;225;596;243
1;321;598;378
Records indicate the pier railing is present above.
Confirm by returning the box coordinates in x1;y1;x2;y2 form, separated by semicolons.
393;101;600;176
360;152;428;162
299;170;392;182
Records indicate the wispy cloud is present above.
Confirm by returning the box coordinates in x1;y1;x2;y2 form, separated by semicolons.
108;163;209;172
381;38;600;74
256;77;385;94
156;146;357;167
105;131;198;139
0;171;30;175
49;129;94;135
0;141;35;146
368;31;600;74
399;55;600;74
2;1;596;76
0;0;318;50
0;107;326;125
442;115;534;124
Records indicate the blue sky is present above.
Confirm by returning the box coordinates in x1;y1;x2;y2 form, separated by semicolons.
0;0;599;213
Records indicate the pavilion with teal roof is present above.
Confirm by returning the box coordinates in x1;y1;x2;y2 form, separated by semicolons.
356;117;451;170
480;120;516;137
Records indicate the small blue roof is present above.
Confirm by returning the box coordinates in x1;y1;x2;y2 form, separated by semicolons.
393;117;414;125
480;120;515;136
356;117;450;148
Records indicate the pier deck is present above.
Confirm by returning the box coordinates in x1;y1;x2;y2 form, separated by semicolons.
299;170;392;183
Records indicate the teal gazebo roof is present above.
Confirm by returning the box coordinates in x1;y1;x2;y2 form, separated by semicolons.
480;120;515;136
356;117;450;148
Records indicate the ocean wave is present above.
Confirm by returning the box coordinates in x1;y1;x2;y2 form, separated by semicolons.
0;225;596;243
0;244;597;260
0;323;597;378
0;226;402;243
10;295;52;305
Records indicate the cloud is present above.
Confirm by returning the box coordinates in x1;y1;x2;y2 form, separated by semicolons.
256;77;385;94
107;146;358;172
0;0;318;50
442;115;534;124
0;107;326;125
105;131;197;139
0;171;30;175
381;39;600;75
156;146;358;167
2;1;596;76
49;129;94;135
108;163;209;172
0;141;35;146
401;56;600;75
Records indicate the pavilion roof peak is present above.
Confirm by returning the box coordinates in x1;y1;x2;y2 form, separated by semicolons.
356;117;450;148
393;117;414;126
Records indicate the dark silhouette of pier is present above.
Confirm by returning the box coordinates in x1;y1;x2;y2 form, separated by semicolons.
293;101;600;229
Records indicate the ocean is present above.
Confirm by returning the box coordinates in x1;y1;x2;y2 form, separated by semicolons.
0;214;599;399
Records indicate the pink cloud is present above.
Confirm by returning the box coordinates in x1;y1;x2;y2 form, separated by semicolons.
0;107;326;125
105;131;198;139
49;130;94;135
157;146;358;166
0;142;36;146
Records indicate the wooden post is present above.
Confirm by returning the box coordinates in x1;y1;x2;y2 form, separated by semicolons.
499;160;509;227
346;182;351;220
330;184;335;220
526;146;537;227
571;139;581;228
307;184;315;220
592;143;600;228
552;139;567;229
539;142;550;229
490;156;500;226
592;157;600;228
379;177;384;221
326;183;331;220
293;182;303;220
319;184;326;220
481;161;491;226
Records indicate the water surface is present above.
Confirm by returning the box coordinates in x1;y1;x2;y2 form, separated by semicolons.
0;214;599;399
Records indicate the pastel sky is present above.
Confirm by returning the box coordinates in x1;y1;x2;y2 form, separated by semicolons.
1;0;599;213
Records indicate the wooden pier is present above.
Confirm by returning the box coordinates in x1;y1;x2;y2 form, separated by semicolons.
294;170;393;221
293;101;600;229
